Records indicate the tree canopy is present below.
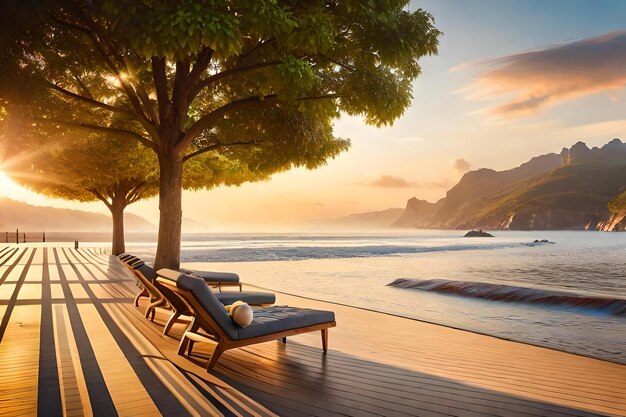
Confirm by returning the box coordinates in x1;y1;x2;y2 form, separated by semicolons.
1;0;441;268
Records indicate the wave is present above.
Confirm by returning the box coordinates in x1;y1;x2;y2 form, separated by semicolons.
387;278;626;316
178;243;516;262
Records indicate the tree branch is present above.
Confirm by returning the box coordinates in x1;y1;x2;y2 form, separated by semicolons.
51;15;159;141
32;117;155;149
185;48;213;92
87;188;112;209
177;95;279;153
172;60;190;129
239;38;276;60
183;139;264;162
46;82;137;117
320;54;355;72
70;71;94;99
188;61;283;103
151;57;169;125
177;93;345;154
125;181;147;204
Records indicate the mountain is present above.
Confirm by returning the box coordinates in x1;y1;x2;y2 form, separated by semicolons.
0;197;155;232
392;198;440;227
605;191;626;231
182;218;211;232
394;139;626;231
332;208;404;228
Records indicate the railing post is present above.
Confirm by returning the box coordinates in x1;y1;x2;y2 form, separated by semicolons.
74;240;79;250
16;229;19;244
43;231;46;243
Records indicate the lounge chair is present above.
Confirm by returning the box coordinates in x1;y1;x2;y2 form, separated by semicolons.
117;253;244;308
118;258;276;336
156;269;336;370
117;253;242;290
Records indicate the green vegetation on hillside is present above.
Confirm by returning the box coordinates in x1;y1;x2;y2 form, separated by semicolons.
466;164;626;229
608;191;626;214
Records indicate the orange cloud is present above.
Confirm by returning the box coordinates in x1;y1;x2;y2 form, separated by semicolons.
452;158;471;173
467;31;626;117
365;175;453;189
368;175;415;187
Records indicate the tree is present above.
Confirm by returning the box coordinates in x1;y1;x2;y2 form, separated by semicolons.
1;0;441;269
2;125;159;254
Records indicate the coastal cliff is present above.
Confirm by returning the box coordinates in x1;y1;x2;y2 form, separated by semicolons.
394;139;626;231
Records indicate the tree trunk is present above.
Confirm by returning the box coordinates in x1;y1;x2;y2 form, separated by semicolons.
109;197;126;256
154;150;184;270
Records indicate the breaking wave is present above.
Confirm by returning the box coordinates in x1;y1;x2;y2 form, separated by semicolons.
178;243;517;262
387;278;626;316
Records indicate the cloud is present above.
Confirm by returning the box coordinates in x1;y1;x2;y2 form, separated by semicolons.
452;158;471;173
365;175;453;189
464;31;626;118
368;175;415;187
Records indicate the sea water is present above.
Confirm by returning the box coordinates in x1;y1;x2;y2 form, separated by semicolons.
127;230;626;364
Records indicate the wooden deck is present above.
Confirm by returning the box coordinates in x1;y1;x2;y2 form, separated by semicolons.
0;245;625;416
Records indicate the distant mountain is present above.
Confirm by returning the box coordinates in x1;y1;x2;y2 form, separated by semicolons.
333;208;404;228
392;198;440;227
0;197;155;232
182;218;211;232
394;139;626;231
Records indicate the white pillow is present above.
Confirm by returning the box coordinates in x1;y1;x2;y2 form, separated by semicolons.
225;301;253;327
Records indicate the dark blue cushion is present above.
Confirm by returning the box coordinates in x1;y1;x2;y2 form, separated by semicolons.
216;292;275;306
184;270;240;283
158;270;240;339
237;306;335;340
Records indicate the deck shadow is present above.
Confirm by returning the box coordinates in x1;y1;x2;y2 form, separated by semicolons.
208;340;607;417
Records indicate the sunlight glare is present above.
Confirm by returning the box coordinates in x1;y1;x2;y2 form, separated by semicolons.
0;170;49;204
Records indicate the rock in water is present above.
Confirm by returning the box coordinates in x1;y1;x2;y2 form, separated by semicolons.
464;229;494;237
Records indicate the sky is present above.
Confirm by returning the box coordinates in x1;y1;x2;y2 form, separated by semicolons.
2;0;626;231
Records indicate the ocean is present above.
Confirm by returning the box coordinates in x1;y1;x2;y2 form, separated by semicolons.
126;230;626;364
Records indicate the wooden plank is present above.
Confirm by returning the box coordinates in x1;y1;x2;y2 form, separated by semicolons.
0;305;42;416
77;304;162;417
37;248;62;417
111;302;276;417
52;248;118;416
62;251;198;417
52;304;93;417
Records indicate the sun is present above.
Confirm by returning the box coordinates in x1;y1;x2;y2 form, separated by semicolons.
0;170;19;195
0;170;43;202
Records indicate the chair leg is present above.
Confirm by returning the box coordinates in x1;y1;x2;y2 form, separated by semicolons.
206;344;225;370
146;297;164;322
321;329;328;353
178;333;191;356
189;319;200;333
134;288;147;307
282;337;287;343
187;340;195;356
163;310;181;336
144;306;153;319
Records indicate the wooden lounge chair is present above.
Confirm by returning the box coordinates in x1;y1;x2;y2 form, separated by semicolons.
118;259;276;336
118;253;243;308
116;254;149;306
157;269;336;370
